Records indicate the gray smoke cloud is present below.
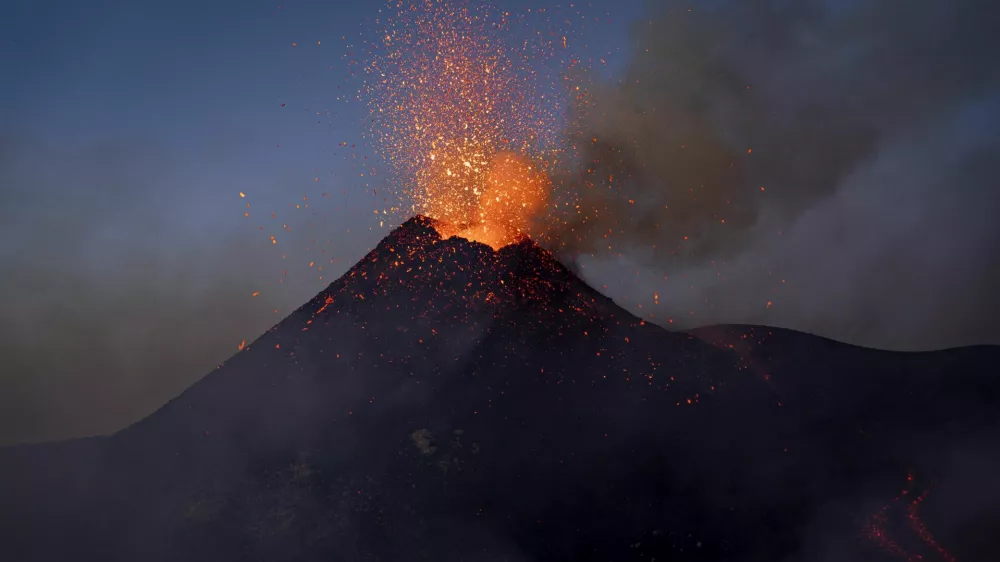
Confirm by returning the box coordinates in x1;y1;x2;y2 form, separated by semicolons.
547;0;1000;350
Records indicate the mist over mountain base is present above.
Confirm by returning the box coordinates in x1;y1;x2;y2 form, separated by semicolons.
1;217;997;561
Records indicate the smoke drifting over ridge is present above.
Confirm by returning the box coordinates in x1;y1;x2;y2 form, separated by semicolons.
547;0;1000;350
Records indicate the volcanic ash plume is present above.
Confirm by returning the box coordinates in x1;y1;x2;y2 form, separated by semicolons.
547;0;1000;270
541;0;1000;349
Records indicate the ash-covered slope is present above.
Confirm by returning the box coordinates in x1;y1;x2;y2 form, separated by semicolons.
1;216;998;562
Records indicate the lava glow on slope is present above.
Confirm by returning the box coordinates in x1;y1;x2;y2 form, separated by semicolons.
365;0;561;249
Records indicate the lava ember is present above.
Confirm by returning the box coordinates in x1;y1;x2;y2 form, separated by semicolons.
365;0;560;249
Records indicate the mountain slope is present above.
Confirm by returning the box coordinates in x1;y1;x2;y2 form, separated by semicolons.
1;216;998;561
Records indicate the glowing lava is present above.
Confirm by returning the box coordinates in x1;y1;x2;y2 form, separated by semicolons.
432;151;550;249
862;472;957;562
365;0;561;250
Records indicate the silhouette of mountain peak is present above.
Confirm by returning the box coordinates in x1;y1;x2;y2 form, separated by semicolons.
323;214;614;319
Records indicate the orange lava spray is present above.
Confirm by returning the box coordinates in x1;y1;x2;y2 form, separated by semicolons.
364;0;561;249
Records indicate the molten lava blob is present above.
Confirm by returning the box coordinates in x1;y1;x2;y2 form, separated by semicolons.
432;152;550;250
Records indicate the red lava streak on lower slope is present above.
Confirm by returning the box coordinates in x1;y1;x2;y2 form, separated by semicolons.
863;473;957;562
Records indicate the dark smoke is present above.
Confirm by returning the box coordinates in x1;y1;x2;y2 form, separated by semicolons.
547;0;1000;350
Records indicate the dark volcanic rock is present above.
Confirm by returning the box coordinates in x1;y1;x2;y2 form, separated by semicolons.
1;216;998;561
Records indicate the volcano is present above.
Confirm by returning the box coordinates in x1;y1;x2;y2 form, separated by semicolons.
1;216;998;561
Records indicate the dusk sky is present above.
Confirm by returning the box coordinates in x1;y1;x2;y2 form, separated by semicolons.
1;0;997;444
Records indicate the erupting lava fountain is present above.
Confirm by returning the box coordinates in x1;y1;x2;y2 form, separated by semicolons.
364;0;564;249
